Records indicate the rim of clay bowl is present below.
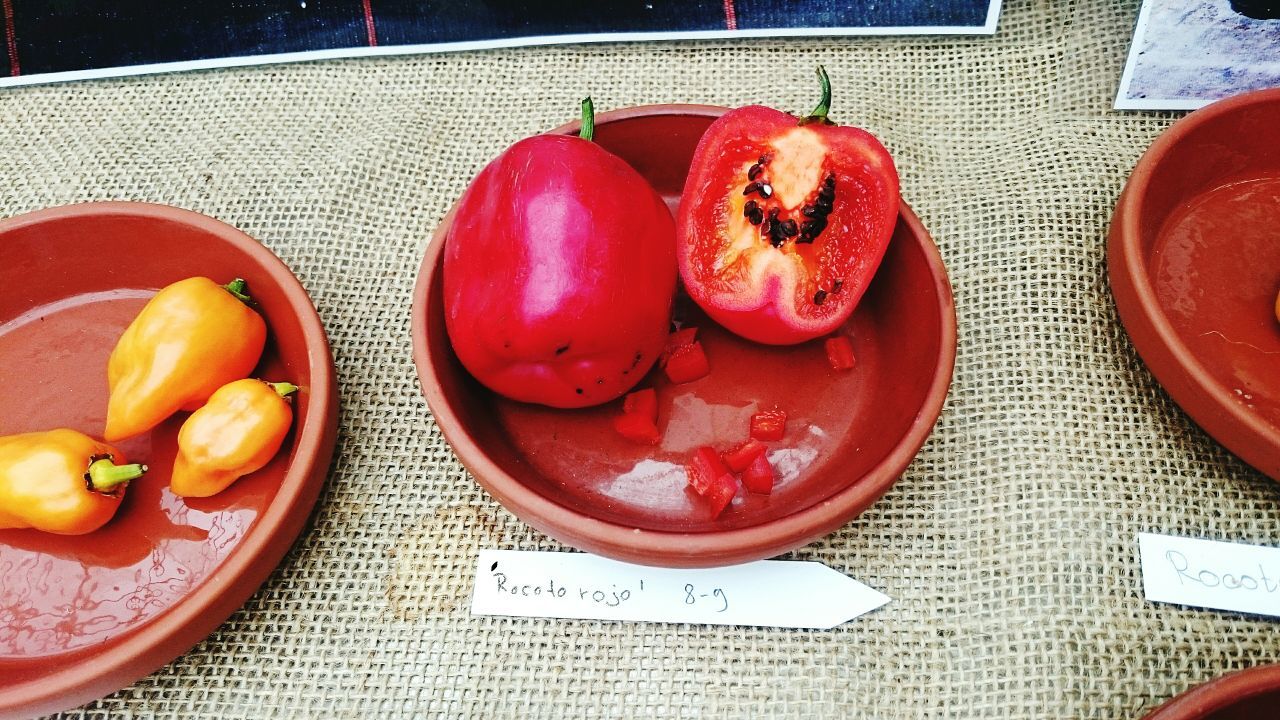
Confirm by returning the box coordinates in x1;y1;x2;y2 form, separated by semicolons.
1110;87;1280;479
411;104;956;567
1144;664;1280;719
0;201;338;718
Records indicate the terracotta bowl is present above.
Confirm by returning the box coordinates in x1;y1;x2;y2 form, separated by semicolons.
1144;665;1280;719
411;105;956;567
1109;88;1280;480
0;203;338;718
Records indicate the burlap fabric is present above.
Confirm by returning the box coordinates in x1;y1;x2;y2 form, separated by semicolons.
3;0;1277;717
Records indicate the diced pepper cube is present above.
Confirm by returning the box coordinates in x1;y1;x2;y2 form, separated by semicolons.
824;336;856;371
664;341;710;384
742;452;775;494
722;439;767;473
703;472;739;517
750;409;787;441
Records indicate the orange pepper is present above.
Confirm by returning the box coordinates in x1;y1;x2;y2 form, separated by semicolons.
0;429;147;534
105;277;266;442
171;379;297;498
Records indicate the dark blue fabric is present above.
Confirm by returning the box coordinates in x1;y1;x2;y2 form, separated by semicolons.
5;0;993;77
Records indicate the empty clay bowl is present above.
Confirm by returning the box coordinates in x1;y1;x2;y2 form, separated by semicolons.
0;202;338;718
1144;665;1280;719
1109;87;1280;481
411;105;956;568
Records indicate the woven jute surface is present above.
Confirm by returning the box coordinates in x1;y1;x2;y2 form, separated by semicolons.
2;0;1277;717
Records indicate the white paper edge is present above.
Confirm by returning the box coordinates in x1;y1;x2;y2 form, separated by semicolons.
0;4;1004;90
1114;0;1219;112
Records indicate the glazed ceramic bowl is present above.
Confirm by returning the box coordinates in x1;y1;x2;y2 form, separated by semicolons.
411;105;956;568
1109;88;1280;481
0;203;338;718
1144;665;1280;719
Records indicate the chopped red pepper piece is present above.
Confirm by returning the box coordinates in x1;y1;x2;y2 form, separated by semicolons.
660;327;699;367
742;452;775;494
686;446;739;517
613;411;660;444
613;388;660;444
750;409;787;441
694;446;730;480
824;336;856;371
686;447;719;495
663;341;710;384
703;472;738;517
623;387;657;418
722;439;767;473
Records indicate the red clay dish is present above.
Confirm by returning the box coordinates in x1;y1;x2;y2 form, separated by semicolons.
411;105;956;568
1110;88;1280;481
1144;664;1280;719
0;203;338;719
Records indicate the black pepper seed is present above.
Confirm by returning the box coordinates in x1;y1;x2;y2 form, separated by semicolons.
816;198;834;214
824;173;836;188
748;164;763;181
748;210;763;225
813;289;828;305
743;182;761;196
802;204;817;217
805;218;827;235
758;183;773;199
744;199;759;213
780;219;798;237
575;388;583;394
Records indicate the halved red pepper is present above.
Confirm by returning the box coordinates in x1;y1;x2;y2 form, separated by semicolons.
676;66;900;345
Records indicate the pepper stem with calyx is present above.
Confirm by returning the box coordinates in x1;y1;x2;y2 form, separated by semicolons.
579;97;595;143
86;457;147;493
269;381;300;398
799;65;835;127
222;278;252;304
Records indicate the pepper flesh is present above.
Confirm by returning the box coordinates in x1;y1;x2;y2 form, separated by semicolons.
0;429;146;534
105;277;266;441
170;378;296;498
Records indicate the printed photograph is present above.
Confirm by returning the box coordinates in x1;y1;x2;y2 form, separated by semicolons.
1117;0;1280;109
0;0;1002;87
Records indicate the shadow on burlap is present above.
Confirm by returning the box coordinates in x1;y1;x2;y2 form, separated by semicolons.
0;0;1275;717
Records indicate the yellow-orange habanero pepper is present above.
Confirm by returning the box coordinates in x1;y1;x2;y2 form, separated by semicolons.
0;429;147;534
171;379;297;498
105;277;266;442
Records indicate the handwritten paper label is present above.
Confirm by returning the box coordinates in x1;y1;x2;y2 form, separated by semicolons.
1138;533;1280;617
471;550;890;629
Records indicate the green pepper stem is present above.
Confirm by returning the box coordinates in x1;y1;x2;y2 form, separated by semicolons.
269;381;299;398
799;65;834;126
579;97;595;142
223;278;252;304
87;458;147;492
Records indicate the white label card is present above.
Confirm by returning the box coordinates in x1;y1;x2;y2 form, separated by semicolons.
1138;533;1280;618
471;550;890;629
